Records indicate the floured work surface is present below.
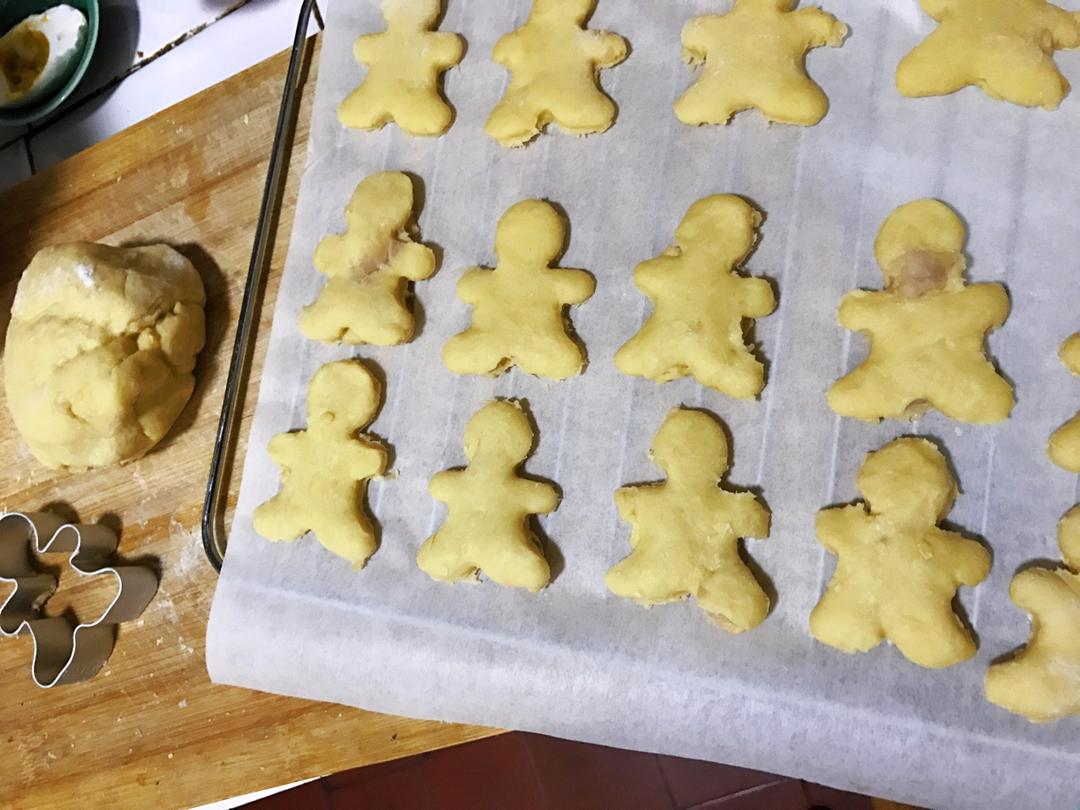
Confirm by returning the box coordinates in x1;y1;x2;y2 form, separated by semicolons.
207;2;1080;808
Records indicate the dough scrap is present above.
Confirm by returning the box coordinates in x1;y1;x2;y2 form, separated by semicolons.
615;195;776;400
810;437;991;669
443;199;595;379
675;0;848;127
984;507;1080;722
1048;332;1080;472
828;199;1013;424
299;171;436;346
417;400;558;592
253;360;388;568
605;408;771;633
3;242;205;470
896;0;1080;110
485;0;627;147
338;0;464;135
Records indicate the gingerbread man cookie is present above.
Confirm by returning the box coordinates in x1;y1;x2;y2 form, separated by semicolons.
605;408;772;633
485;0;627;147
417;400;558;592
810;437;990;668
615;195;776;400
443;199;595;379
828;199;1013;424
897;0;1080;110
1048;332;1080;472
338;0;464;135
985;507;1080;722
675;0;848;127
253;360;388;568
299;172;436;346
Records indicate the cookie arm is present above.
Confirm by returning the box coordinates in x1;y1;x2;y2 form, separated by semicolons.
586;30;628;69
815;505;862;555
350;441;388;479
681;16;720;63
614;485;640;525
731;493;771;540
428;469;460;504
267;431;304;467
522;480;560;515
555;268;596;305
837;291;879;332
793;8;848;48
965;283;1010;331
430;31;465;65
456;268;490;304
492;30;525;67
353;32;383;64
1044;5;1080;49
917;0;952;23
739;277;776;319
395;242;437;281
934;530;991;587
633;257;673;297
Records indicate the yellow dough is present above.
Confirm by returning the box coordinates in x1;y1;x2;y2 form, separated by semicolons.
1048;332;1080;472
897;0;1080;110
985;507;1080;722
615;195;776;400
810;437;991;669
338;0;464;135
485;0;627;147
299;172;436;346
253;360;388;568
417;400;558;592
3;242;205;470
443;199;595;379
605;408;771;634
828;199;1013;424
675;0;848;127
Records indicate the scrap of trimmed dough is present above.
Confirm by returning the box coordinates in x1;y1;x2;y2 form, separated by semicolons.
1048;332;1080;472
4;242;205;470
443;199;595;379
985;507;1080;722
485;0;627;147
299;171;436;346
605;408;771;633
828;199;1013;424
417;400;558;592
338;0;464;135
675;0;848;127
897;0;1080;109
615;195;776;400
253;360;388;568
810;437;991;669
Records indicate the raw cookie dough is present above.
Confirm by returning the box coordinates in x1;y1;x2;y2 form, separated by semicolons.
1048;332;1080;472
984;507;1080;722
443;199;595;379
338;0;464;135
828;199;1013;424
417;400;558;592
485;0;627;147
605;408;771;633
896;0;1080;110
253;360;388;568
675;0;848;127
4;242;205;470
615;195;775;400
299;171;435;346
810;437;991;669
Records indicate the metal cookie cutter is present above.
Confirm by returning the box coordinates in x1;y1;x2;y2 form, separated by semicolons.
0;512;158;687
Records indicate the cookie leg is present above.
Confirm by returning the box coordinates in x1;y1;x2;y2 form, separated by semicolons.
674;79;739;125
478;534;550;592
393;93;455;137
981;57;1068;109
614;333;680;381
827;363;911;420
697;561;769;633
886;606;975;668
443;329;510;376
691;350;765;400
933;364;1013;423
809;586;883;653
895;34;969;98
485;91;539;146
759;79;828;126
252;494;309;541
312;506;377;568
550;90;617;135
605;550;688;604
338;86;392;130
516;334;587;380
417;530;479;582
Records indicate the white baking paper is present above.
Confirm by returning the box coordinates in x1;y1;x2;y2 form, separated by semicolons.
206;2;1080;807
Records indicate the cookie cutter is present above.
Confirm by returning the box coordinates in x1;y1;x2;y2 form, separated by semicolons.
0;512;158;688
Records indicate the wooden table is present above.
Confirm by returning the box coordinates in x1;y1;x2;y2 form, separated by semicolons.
0;38;494;810
0;39;911;810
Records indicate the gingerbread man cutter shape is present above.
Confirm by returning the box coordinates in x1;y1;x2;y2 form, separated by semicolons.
0;512;158;687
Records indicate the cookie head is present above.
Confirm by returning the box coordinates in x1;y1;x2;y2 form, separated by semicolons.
858;438;956;523
533;0;595;23
307;360;382;434
675;195;760;266
494;200;565;267
874;199;966;296
382;0;442;25
463;400;533;465
651;408;730;482
1060;506;1080;571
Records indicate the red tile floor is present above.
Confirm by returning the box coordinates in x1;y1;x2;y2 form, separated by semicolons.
248;732;890;810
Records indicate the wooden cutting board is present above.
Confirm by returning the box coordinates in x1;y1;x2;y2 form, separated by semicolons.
0;37;495;810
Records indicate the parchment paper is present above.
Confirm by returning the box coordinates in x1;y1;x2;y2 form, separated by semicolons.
206;2;1080;806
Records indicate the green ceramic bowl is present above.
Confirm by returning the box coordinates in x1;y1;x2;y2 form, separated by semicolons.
0;0;99;126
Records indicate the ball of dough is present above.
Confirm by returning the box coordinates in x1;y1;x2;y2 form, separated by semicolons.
4;242;206;469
